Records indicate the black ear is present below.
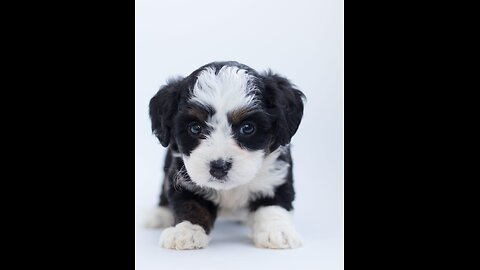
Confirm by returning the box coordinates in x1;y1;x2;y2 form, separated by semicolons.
149;77;183;147
262;71;306;150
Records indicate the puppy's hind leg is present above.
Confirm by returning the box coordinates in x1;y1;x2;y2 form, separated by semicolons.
144;180;174;228
144;206;174;228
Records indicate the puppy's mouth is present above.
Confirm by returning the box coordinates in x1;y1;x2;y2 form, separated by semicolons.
208;176;229;183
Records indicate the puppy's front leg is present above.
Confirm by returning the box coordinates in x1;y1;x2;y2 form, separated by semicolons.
248;205;302;249
160;193;217;250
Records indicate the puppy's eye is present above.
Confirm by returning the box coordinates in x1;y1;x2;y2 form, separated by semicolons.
239;122;255;135
188;122;203;136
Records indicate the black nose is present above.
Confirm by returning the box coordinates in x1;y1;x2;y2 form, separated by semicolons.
209;159;232;179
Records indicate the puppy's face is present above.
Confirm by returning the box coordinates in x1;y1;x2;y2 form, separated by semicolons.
174;66;272;190
150;62;304;190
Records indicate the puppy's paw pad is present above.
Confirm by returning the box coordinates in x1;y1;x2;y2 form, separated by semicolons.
160;221;209;250
252;226;303;249
144;206;174;228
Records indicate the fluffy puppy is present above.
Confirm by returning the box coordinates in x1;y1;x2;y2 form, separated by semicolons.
145;61;305;250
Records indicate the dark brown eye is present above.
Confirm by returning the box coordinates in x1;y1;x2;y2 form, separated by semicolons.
239;122;255;135
188;122;202;136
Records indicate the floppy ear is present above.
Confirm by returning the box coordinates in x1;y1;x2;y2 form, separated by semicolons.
149;77;183;147
262;71;306;150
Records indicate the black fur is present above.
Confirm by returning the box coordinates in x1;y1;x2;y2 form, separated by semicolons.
231;111;273;151
158;148;172;207
149;77;183;147
261;71;305;151
149;61;305;234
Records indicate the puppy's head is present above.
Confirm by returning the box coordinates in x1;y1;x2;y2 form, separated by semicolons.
150;61;305;190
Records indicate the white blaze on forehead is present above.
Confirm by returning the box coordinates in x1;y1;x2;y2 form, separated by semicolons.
189;66;259;114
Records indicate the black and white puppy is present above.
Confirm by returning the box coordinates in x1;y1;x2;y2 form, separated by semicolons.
145;61;305;250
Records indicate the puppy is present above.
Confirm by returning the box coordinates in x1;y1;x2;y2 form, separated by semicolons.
145;61;305;250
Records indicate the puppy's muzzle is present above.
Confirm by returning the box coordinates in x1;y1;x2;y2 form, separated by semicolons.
209;159;232;179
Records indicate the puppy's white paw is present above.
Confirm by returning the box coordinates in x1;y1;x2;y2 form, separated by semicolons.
144;206;174;228
249;205;303;249
252;224;303;249
159;221;209;250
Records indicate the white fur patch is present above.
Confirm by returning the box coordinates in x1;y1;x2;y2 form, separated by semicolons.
190;66;259;114
214;147;289;209
159;221;210;250
218;208;249;222
248;205;302;249
144;206;174;228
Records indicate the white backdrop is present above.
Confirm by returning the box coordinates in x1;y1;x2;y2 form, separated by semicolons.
135;0;343;269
